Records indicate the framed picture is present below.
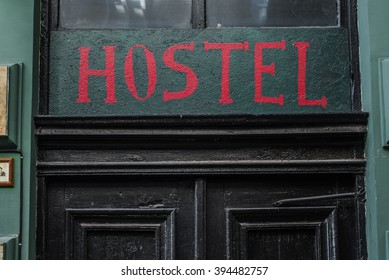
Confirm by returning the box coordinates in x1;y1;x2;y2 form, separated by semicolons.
0;158;14;187
0;64;20;148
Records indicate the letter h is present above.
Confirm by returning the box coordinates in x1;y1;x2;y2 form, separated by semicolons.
77;46;117;103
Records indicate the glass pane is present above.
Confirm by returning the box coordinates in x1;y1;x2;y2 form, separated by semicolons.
60;0;192;29
206;0;339;28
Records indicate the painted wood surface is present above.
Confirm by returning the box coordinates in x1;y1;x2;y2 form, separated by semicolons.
49;29;351;116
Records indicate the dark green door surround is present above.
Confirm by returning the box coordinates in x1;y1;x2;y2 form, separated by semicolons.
358;0;389;260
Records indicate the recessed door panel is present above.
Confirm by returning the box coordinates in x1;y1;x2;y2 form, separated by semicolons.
206;175;355;260
44;176;195;259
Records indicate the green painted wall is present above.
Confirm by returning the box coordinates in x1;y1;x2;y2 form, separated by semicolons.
358;0;389;259
0;0;39;259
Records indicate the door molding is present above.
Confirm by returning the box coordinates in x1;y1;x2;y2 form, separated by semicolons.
35;113;368;176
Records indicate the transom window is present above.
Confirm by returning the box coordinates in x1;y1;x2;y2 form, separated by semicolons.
59;0;340;29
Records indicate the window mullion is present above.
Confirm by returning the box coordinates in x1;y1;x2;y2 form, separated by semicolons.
192;0;206;29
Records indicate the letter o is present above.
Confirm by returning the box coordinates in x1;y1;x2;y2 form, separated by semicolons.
124;44;157;101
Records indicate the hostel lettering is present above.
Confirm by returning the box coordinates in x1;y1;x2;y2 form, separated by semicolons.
77;41;327;108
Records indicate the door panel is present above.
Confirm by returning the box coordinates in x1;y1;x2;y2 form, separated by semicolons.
205;175;354;260
66;208;175;260
226;207;337;260
45;177;195;259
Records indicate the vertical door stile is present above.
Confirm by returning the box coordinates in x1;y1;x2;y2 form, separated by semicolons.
194;178;206;259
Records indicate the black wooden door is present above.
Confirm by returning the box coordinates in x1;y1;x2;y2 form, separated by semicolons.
35;115;368;260
37;1;365;260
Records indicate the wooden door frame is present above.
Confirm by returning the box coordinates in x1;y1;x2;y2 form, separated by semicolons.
36;0;367;259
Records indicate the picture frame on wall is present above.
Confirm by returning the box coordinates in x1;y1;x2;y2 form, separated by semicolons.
0;64;20;148
0;158;14;187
